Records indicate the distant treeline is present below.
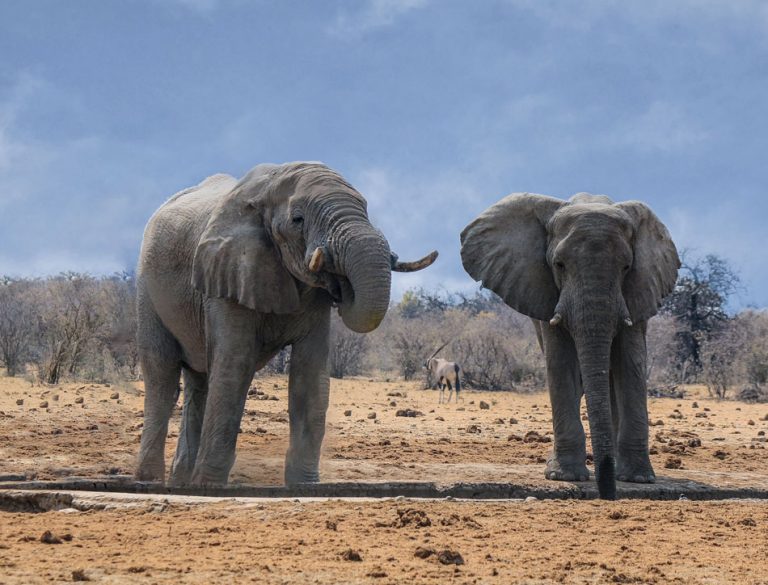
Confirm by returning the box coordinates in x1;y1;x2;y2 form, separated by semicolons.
1;253;767;399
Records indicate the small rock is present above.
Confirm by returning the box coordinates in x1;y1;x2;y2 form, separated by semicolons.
437;549;464;565
466;424;481;434
479;401;490;410
395;508;431;528
525;496;537;502
109;392;119;400
344;410;352;416
494;418;505;424
15;399;23;406
389;401;397;407
367;412;377;420
255;427;267;434
340;548;362;562
40;530;62;544
414;546;435;559
739;517;757;527
748;420;755;426
692;401;699;408
39;401;49;409
664;457;683;469
713;450;728;460
367;569;387;578
325;520;337;531
508;417;518;424
395;409;423;418
71;569;90;582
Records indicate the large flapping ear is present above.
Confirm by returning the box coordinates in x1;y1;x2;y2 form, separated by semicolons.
460;193;566;321
192;177;300;314
617;201;680;323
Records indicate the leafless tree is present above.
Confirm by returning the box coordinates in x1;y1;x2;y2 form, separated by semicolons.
0;278;39;376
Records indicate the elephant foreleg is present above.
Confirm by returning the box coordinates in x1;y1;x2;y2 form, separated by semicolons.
612;323;655;483
285;312;331;485
170;368;208;486
191;301;259;486
541;324;589;482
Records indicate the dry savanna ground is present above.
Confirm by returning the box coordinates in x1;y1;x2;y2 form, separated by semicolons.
1;374;768;584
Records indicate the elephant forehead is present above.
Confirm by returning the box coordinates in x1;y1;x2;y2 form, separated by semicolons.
550;204;634;235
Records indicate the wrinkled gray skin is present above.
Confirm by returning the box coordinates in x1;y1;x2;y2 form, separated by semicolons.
134;162;436;487
461;193;679;500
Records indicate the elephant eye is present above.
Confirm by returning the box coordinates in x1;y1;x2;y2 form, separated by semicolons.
623;264;630;272
292;216;304;225
555;261;565;270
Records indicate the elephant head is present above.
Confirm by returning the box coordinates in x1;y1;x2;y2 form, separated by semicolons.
460;192;679;499
192;162;437;332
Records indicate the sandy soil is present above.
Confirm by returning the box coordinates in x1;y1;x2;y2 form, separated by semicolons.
1;375;768;583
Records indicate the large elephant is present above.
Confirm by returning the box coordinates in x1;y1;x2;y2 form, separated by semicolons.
135;162;436;487
460;192;679;499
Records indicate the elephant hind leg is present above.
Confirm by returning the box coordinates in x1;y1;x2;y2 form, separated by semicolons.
135;302;182;483
170;367;208;486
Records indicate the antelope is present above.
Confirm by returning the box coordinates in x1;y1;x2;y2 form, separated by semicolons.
425;343;462;404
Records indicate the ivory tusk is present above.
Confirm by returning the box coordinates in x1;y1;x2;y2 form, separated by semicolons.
623;318;633;327
308;247;324;273
549;313;562;327
391;250;439;272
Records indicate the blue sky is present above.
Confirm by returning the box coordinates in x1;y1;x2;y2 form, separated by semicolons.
1;0;767;308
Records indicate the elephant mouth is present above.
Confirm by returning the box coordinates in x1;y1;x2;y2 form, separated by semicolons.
316;271;348;305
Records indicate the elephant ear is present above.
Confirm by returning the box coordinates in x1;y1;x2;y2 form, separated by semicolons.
460;193;566;321
192;185;301;314
617;201;680;323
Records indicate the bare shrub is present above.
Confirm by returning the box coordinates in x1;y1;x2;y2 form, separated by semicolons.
329;313;367;379
0;277;39;376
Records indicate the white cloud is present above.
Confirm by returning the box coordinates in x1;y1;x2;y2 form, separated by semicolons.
606;101;710;153
328;0;429;38
504;0;768;34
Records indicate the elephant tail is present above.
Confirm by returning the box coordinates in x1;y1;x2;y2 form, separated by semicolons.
454;363;461;395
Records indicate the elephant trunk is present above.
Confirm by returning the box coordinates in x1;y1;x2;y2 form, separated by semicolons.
575;334;616;500
568;284;619;500
332;224;392;333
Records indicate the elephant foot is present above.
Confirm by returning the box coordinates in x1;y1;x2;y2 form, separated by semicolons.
168;464;194;487
285;470;320;486
134;459;165;483
617;456;656;483
135;468;164;483
545;452;590;482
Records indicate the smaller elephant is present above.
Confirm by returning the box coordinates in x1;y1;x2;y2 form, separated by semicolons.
425;357;462;403
461;192;679;500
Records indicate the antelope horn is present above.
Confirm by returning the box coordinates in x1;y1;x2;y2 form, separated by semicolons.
308;247;325;273
428;340;450;360
391;250;438;272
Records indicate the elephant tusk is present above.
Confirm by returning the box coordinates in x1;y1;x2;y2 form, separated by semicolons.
549;313;562;327
391;250;439;272
308;247;325;273
623;318;633;327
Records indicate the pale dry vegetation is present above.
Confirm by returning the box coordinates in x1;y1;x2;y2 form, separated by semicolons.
1;253;767;402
